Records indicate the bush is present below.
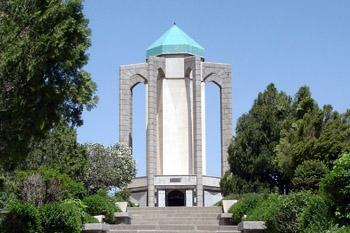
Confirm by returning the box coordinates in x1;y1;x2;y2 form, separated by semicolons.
38;168;87;199
247;194;281;231
0;192;16;210
13;168;87;205
321;152;350;224
299;194;333;233
247;192;333;233
40;201;82;233
83;194;119;223
83;213;99;224
292;160;328;191
229;193;267;224
325;225;350;233
1;198;42;233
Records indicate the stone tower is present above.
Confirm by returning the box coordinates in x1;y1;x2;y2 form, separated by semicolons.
119;25;232;207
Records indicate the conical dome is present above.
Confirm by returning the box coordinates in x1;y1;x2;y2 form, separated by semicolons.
146;25;205;58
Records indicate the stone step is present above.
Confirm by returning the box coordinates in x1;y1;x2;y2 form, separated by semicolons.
127;207;222;213
109;224;238;232
108;230;241;233
130;220;220;225
106;207;237;233
131;214;221;219
128;211;222;215
128;208;221;210
130;216;220;221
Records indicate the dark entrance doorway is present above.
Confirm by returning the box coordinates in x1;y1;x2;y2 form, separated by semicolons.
167;190;185;206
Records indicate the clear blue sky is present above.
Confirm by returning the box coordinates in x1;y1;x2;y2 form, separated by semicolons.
78;0;350;177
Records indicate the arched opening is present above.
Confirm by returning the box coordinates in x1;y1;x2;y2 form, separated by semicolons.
131;83;146;176
205;82;221;177
167;190;185;206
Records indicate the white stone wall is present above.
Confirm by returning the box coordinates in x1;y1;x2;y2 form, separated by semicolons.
159;57;194;175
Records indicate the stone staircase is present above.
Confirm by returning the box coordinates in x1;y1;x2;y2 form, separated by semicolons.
108;207;239;233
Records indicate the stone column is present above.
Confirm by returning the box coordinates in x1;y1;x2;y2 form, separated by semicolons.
186;56;204;207
119;68;132;146
146;57;165;207
186;190;193;207
158;190;166;207
220;68;232;175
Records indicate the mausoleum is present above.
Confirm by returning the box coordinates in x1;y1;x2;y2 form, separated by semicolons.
119;25;232;207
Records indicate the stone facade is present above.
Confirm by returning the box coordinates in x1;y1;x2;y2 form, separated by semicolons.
120;56;232;207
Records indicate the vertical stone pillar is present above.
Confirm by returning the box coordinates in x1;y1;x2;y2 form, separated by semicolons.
186;190;193;207
158;190;166;207
119;68;132;146
192;56;204;207
146;57;164;207
146;60;157;207
221;67;232;175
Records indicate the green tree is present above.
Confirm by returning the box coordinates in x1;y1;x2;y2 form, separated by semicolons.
0;0;98;169
275;86;322;182
84;143;136;193
276;87;350;187
292;160;329;191
321;152;350;224
22;122;87;181
228;84;292;192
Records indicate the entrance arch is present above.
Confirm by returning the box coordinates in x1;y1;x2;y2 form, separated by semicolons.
167;190;185;206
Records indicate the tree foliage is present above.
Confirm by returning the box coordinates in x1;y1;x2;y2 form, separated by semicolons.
276;88;350;187
0;0;98;169
84;143;136;192
292;160;328;191
228;84;292;191
321;152;350;224
22;122;88;181
227;84;350;194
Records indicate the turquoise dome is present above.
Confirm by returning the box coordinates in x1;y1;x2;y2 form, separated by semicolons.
146;25;205;58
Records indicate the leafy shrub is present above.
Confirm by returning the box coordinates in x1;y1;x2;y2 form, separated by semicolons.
321;152;350;224
292;160;328;191
247;192;333;233
1;198;42;233
13;168;87;205
229;193;267;224
20;174;46;206
63;199;88;224
38;168;87;199
83;194;119;223
0;192;16;210
325;225;350;233
83;213;99;223
299;194;333;233
40;202;82;233
247;194;281;231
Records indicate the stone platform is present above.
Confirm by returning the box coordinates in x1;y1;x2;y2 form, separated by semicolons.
84;207;239;233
